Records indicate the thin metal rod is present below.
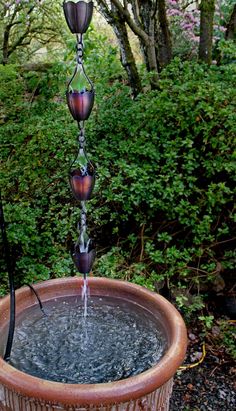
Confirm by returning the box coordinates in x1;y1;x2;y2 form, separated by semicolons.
25;284;46;316
0;192;16;362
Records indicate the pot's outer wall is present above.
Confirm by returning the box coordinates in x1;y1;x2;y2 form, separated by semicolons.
0;277;187;410
0;379;173;410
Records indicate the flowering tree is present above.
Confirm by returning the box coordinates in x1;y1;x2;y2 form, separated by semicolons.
167;0;200;58
0;0;63;64
96;0;235;95
167;0;235;61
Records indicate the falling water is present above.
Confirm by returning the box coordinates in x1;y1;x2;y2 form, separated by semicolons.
78;200;90;319
81;274;89;318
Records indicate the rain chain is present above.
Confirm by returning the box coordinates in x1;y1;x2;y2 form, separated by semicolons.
63;0;96;280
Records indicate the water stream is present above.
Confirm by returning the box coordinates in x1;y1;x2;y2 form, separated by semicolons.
81;276;89;318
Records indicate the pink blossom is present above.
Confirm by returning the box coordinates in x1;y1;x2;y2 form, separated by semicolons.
219;26;227;32
185;13;198;24
168;0;178;6
168;9;182;17
188;34;199;42
181;23;194;31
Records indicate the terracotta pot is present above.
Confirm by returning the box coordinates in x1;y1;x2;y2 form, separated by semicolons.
0;277;187;410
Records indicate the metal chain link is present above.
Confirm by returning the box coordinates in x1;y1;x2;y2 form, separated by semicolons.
73;32;94;264
78;122;86;149
76;33;84;64
77;201;87;252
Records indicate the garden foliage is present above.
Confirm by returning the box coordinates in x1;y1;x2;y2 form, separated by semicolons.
0;57;235;321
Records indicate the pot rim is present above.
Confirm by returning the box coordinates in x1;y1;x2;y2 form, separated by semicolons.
0;277;187;405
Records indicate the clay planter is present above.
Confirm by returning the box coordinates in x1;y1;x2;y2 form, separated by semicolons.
0;277;187;411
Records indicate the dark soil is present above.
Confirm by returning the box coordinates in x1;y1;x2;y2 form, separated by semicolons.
170;348;236;411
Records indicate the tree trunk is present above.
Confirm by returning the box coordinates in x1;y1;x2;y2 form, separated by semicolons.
2;26;10;65
198;0;215;64
98;1;142;98
111;9;142;97
97;0;160;89
225;4;236;41
137;0;159;88
137;0;172;70
136;0;153;71
157;0;172;67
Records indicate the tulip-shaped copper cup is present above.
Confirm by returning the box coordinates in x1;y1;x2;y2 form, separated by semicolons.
67;62;94;122
73;241;96;274
67;89;94;121
63;0;94;34
69;149;95;201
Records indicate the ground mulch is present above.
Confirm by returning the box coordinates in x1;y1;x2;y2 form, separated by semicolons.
170;349;235;410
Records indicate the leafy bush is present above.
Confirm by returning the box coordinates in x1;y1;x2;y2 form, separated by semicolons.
88;59;236;307
1;60;235;322
0;65;24;121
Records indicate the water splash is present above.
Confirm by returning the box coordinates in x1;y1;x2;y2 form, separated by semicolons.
9;296;167;384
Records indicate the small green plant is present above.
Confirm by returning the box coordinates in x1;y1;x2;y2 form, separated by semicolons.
175;293;205;321
218;320;236;359
198;315;215;331
95;247;126;279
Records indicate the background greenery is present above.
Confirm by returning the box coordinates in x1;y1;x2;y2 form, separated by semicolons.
0;1;236;357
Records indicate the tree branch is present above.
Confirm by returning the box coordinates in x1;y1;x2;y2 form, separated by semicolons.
152;0;158;19
96;0;114;21
96;0;112;14
110;0;150;44
130;0;142;27
225;4;236;41
181;0;198;11
124;0;128;11
8;27;31;57
98;0;142;97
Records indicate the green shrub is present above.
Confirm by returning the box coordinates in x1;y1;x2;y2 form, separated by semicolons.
0;65;24;121
1;60;235;323
88;59;236;308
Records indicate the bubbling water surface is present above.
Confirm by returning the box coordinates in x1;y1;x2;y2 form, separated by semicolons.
10;296;167;384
